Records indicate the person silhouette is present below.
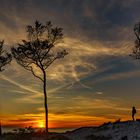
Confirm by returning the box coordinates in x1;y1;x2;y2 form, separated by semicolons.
0;122;1;136
132;106;136;121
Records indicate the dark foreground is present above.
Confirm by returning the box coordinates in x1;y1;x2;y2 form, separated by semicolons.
1;120;140;140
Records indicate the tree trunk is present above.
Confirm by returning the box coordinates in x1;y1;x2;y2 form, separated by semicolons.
43;70;48;136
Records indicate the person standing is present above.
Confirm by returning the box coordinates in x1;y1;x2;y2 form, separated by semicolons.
0;122;1;136
132;106;137;121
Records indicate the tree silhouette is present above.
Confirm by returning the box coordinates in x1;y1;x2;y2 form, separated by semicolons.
130;22;140;59
0;41;12;71
11;21;68;135
0;40;12;136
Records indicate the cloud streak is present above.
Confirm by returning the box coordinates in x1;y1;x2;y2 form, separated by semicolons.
0;0;140;128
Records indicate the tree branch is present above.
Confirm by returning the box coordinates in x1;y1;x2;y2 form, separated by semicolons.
134;32;140;43
30;66;44;82
44;56;58;70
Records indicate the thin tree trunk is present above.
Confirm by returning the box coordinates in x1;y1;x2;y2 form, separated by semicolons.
43;70;48;136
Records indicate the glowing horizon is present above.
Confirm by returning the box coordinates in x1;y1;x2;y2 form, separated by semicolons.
1;0;140;130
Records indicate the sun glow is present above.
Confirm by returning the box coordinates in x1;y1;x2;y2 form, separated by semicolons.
38;121;44;128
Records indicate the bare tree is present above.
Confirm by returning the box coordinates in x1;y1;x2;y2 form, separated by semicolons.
130;22;140;59
0;41;12;71
11;21;68;135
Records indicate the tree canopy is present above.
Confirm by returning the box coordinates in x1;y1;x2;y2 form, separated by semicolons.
130;22;140;59
11;21;68;81
0;41;12;71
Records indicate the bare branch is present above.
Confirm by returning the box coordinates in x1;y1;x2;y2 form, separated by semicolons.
30;66;44;82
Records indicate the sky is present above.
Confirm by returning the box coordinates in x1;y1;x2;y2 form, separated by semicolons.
1;0;140;129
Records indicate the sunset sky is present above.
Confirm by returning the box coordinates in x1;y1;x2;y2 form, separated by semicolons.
1;0;140;129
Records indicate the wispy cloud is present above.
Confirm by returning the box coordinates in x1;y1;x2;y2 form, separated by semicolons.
0;0;140;128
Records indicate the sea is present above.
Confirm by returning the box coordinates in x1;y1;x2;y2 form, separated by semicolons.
2;127;76;133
